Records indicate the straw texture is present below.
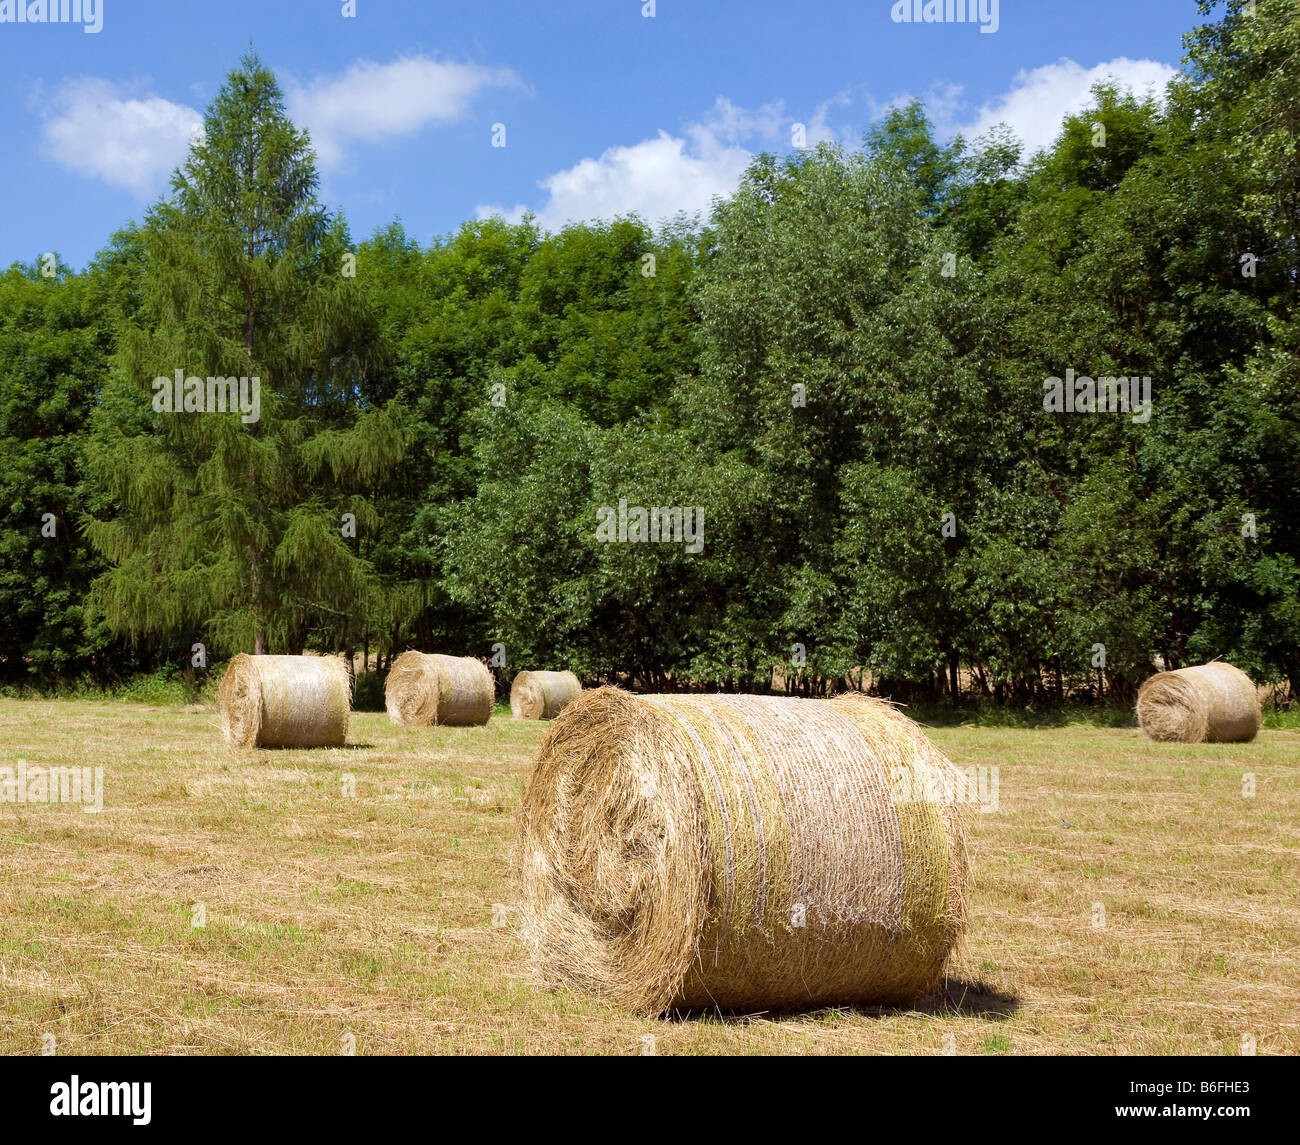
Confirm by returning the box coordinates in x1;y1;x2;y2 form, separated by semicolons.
516;687;970;1015
219;654;351;749
1136;662;1261;743
511;670;582;720
385;652;494;727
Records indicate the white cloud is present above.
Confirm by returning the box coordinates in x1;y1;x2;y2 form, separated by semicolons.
476;202;530;225
910;82;965;131
806;92;854;147
35;54;520;194
285;55;521;168
942;57;1177;155
475;54;1179;235
478;127;750;232
38;78;202;198
702;96;788;147
477;97;778;231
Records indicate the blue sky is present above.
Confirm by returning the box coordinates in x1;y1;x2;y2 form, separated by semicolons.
0;0;1203;269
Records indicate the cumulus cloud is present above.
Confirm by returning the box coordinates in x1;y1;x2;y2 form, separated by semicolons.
475;54;1178;235
477;96;791;231
38;78;202;198
36;54;520;194
285;55;521;168
702;95;788;147
477;126;750;232
805;91;855;147
942;57;1178;155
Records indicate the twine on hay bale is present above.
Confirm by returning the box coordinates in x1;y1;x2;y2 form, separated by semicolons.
515;687;971;1016
385;651;494;727
510;670;581;720
1136;662;1261;743
219;654;351;749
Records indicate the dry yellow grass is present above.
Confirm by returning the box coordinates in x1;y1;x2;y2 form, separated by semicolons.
0;697;1295;1055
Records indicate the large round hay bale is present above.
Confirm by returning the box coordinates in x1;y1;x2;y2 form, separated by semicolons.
510;670;581;720
1136;662;1261;743
385;651;494;727
219;654;351;749
516;687;970;1015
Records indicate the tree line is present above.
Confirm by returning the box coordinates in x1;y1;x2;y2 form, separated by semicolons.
1;0;1296;705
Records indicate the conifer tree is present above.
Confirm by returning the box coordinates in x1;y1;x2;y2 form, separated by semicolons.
86;52;405;655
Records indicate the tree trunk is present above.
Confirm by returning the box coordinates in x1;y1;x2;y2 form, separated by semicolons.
245;249;263;657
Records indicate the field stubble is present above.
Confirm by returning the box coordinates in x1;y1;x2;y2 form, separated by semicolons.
0;699;1295;1055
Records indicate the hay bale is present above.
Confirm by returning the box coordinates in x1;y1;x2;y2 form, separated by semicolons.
219;654;351;749
1136;662;1261;743
510;670;581;720
516;687;970;1015
385;651;494;727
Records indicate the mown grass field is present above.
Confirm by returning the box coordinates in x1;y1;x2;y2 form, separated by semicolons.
0;697;1296;1055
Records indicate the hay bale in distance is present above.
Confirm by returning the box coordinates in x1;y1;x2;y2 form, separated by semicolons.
510;670;581;720
1136;662;1261;743
219;654;351;749
385;651;494;727
516;687;970;1015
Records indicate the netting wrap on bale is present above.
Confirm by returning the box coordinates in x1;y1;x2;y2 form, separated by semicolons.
385;652;494;727
219;654;351;749
516;688;970;1015
1136;662;1261;743
510;670;581;720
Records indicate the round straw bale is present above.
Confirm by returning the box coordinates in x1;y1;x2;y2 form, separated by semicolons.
385;651;494;727
1136;662;1261;743
219;654;351;749
510;670;581;720
515;687;970;1015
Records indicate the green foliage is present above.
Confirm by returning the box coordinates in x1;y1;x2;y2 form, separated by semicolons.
84;52;407;658
0;663;217;704
865;99;964;216
0;259;154;682
351;669;387;712
5;3;1298;705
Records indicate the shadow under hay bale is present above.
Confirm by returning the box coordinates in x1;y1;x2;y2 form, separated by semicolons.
218;654;351;749
385;651;494;727
515;687;971;1016
1136;662;1261;743
663;977;1020;1022
510;670;581;720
